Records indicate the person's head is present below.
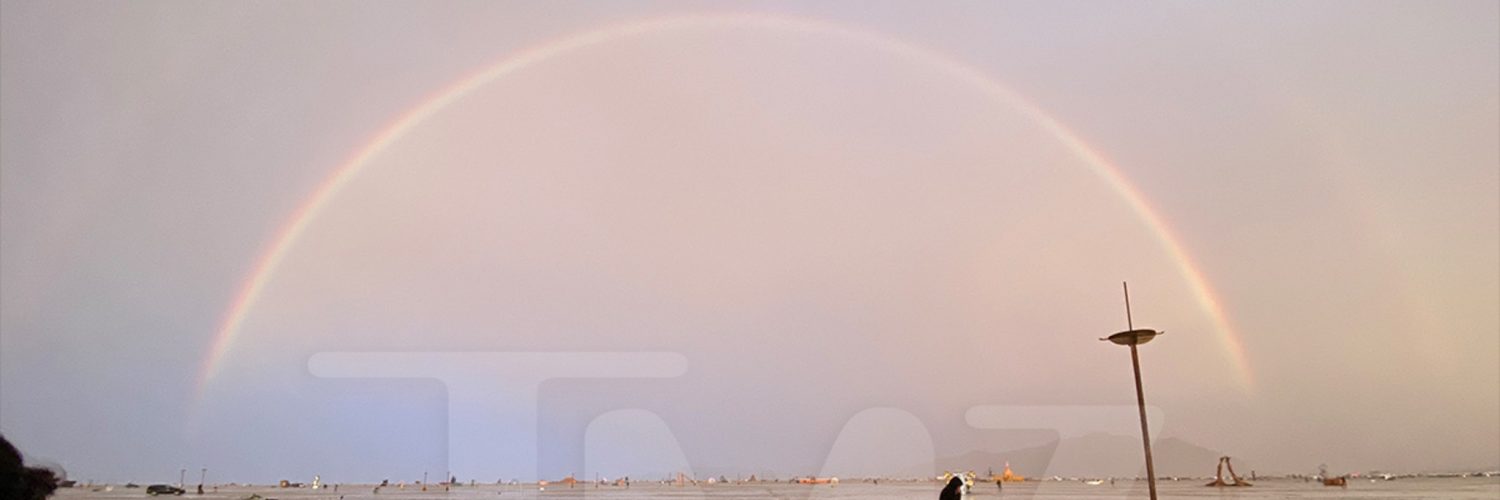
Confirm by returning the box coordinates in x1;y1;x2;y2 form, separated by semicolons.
0;434;59;500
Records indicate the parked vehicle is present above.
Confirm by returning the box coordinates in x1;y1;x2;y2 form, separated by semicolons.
146;484;185;496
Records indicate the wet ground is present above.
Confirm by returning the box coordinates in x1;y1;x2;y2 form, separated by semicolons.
54;476;1500;499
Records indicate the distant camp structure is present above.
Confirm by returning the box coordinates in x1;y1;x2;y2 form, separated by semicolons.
793;476;839;485
1204;456;1251;487
1318;464;1348;487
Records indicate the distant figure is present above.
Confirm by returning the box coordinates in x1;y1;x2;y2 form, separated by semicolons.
939;475;966;500
0;434;59;500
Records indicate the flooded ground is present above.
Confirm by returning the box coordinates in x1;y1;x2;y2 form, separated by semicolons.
54;477;1500;499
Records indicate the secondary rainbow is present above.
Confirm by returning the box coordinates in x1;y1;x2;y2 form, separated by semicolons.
195;12;1254;396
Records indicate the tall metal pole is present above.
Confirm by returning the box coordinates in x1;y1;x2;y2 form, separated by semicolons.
1123;282;1158;500
1130;343;1158;500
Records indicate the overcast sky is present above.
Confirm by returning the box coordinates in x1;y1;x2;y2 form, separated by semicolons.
2;0;1496;485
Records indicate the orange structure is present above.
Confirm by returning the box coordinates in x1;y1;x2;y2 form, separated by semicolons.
991;463;1024;482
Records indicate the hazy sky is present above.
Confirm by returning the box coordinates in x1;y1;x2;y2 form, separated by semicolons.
2;0;1496;485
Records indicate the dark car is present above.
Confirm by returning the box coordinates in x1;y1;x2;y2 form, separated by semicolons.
146;484;185;496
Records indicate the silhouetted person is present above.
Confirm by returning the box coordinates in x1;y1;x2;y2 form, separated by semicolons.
939;475;965;500
0;434;58;500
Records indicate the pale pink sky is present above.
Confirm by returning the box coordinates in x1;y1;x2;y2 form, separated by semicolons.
2;0;1496;483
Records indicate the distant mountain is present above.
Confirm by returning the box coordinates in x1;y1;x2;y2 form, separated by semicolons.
936;433;1253;479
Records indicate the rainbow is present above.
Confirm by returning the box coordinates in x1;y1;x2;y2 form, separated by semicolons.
195;12;1253;396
